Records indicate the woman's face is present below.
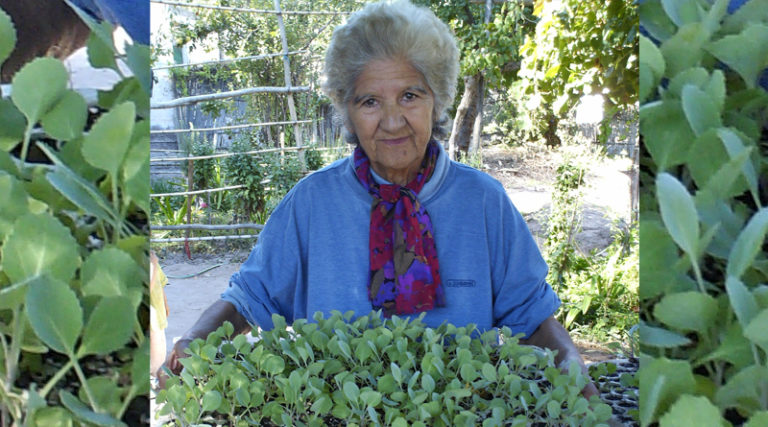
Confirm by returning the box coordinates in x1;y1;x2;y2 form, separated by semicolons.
346;57;434;186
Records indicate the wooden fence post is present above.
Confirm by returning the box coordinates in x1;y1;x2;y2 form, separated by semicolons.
185;158;193;259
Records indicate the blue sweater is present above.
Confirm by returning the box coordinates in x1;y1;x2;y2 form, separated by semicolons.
222;144;560;338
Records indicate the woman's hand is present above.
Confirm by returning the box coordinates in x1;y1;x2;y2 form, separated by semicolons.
520;316;600;400
155;337;193;389
154;300;251;389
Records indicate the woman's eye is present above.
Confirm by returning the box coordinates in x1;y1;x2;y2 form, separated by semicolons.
362;98;377;107
403;92;417;101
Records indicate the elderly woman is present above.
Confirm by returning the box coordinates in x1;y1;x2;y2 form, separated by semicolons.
161;0;598;399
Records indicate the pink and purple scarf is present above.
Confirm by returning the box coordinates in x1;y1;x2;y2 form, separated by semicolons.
354;140;446;317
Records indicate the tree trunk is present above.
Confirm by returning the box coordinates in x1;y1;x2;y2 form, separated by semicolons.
448;73;480;160
468;74;486;157
544;109;561;147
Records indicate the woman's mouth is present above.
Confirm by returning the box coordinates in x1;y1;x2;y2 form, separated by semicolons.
381;136;409;145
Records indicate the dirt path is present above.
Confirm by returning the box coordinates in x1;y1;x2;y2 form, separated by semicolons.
154;144;633;364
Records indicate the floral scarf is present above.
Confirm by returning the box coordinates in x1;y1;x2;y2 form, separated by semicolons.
354;140;446;317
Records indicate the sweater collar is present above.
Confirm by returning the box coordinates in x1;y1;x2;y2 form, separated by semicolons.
365;141;449;203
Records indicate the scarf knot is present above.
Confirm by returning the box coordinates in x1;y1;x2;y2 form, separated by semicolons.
354;141;446;317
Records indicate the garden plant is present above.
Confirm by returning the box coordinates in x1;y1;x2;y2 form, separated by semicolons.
639;0;768;425
0;4;149;425
157;311;614;426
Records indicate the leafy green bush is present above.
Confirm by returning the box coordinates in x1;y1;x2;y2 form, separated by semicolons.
639;0;768;425
223;136;269;220
184;136;217;191
545;157;586;290
157;311;612;426
0;6;149;426
304;145;325;171
557;226;639;342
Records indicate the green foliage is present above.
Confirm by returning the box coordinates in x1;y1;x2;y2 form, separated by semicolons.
164;0;360;141
183;136;217;191
519;0;638;144
223;136;270;220
157;311;612;426
415;0;531;89
545;156;586;287
639;0;768;425
304;146;324;171
556;226;639;342
0;7;148;425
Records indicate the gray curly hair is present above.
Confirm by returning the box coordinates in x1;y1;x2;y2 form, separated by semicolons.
320;0;460;142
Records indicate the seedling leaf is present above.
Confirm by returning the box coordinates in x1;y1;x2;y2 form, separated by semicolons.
41;90;88;141
81;102;135;178
657;173;700;256
1;213;80;283
79;296;135;356
727;208;768;279
654;291;718;333
25;276;83;354
59;390;126;427
80;247;142;298
0;8;16;66
658;394;725;426
11;58;68;125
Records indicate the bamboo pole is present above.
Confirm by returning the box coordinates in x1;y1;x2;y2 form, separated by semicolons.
152;224;264;231
151;146;306;163
151;234;261;243
150;185;245;198
185;159;193;258
274;0;305;171
150;86;310;109
151;0;350;15
153;51;307;70
150;119;314;135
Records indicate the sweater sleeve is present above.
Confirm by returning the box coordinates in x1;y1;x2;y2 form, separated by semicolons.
220;193;303;331
491;193;560;338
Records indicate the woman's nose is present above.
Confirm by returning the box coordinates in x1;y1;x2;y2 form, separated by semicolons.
380;102;405;131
